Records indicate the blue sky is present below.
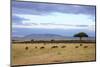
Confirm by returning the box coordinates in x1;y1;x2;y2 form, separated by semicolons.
12;1;96;37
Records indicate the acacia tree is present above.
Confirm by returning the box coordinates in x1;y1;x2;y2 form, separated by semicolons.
74;32;88;42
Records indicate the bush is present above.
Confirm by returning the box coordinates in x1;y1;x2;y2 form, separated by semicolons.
80;44;83;46
61;46;66;48
84;46;88;48
51;46;58;48
25;46;28;50
40;46;45;49
75;46;79;48
35;46;37;48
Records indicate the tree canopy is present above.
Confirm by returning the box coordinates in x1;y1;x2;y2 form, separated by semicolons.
74;32;88;38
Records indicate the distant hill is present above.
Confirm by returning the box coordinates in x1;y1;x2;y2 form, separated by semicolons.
12;34;95;41
12;34;67;41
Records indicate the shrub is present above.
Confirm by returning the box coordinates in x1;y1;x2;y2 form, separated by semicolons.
40;46;45;49
51;46;58;48
25;46;28;50
80;44;83;46
35;46;37;48
61;46;66;48
75;46;79;48
84;46;88;48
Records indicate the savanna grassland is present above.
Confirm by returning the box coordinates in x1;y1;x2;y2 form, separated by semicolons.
12;42;96;66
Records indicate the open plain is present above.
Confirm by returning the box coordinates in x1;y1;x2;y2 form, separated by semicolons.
12;43;96;66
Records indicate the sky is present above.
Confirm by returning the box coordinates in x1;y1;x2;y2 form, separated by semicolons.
12;0;96;37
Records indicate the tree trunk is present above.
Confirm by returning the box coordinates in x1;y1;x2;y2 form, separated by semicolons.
80;37;82;41
80;37;82;46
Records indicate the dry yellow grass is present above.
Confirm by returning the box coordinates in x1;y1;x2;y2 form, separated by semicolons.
12;43;96;66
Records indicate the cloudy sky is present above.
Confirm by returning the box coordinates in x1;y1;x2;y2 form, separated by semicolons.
12;0;96;37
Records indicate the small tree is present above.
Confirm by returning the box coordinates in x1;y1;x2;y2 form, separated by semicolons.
74;32;88;41
74;32;88;46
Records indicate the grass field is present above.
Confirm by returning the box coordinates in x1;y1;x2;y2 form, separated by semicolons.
12;43;96;66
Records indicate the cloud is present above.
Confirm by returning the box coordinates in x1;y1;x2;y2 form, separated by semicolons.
12;15;29;24
13;12;95;24
12;12;95;31
12;1;96;16
12;23;95;31
12;1;95;37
